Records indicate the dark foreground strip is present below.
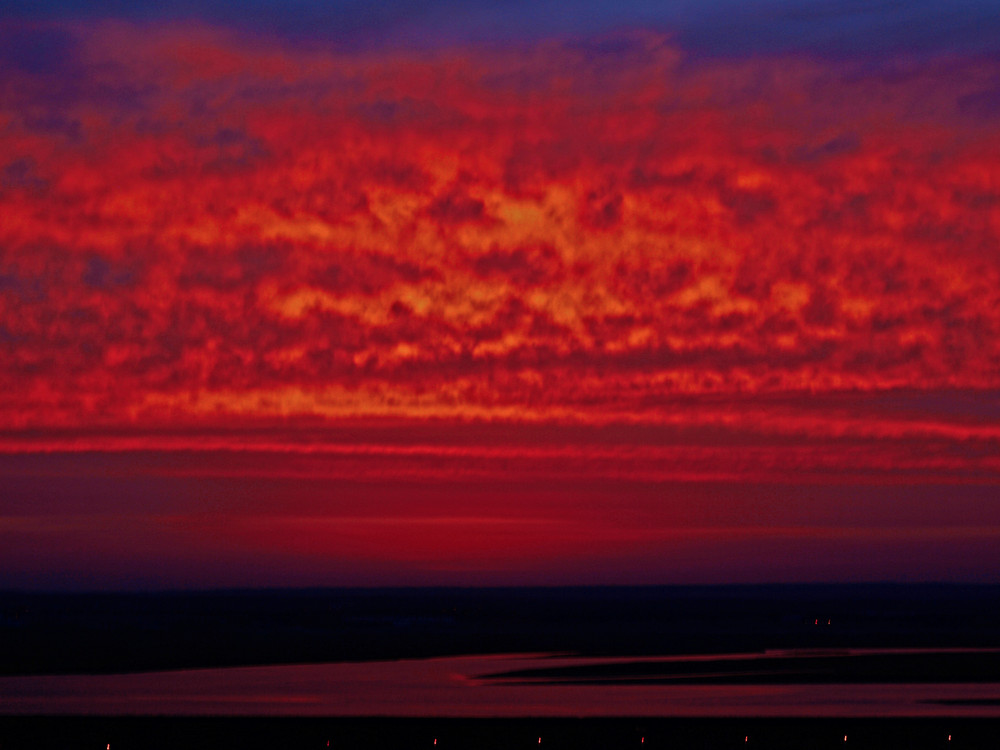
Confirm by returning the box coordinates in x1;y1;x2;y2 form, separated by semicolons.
0;717;998;750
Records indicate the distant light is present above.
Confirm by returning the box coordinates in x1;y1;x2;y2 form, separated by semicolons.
434;740;437;746
949;735;952;742
827;619;831;625
641;738;644;744
538;738;542;744
844;735;848;742
745;736;749;743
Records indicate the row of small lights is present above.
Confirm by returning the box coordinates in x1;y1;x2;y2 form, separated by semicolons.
99;732;957;748
319;731;954;746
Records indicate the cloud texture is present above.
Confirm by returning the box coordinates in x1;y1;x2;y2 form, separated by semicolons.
2;24;998;424
1;19;999;584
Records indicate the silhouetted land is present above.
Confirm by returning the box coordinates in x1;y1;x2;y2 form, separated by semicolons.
1;585;1000;676
3;587;1000;747
478;650;1000;685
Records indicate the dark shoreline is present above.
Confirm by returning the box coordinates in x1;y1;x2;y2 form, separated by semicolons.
3;585;999;676
2;717;999;750
477;649;1000;685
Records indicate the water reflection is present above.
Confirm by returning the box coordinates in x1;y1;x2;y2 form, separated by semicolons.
2;651;1000;717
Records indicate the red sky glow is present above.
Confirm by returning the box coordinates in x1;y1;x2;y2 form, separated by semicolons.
2;16;999;587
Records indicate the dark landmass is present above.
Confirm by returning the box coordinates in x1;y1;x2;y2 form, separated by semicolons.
1;717;998;750
479;650;1000;685
1;585;999;676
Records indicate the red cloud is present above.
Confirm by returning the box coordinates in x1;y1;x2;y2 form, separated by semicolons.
1;21;999;478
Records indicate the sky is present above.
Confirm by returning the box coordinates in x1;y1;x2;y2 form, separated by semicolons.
1;1;999;588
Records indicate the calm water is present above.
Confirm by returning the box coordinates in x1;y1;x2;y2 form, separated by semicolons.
3;651;1000;717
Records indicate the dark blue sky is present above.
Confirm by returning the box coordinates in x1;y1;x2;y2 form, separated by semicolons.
5;0;1000;58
